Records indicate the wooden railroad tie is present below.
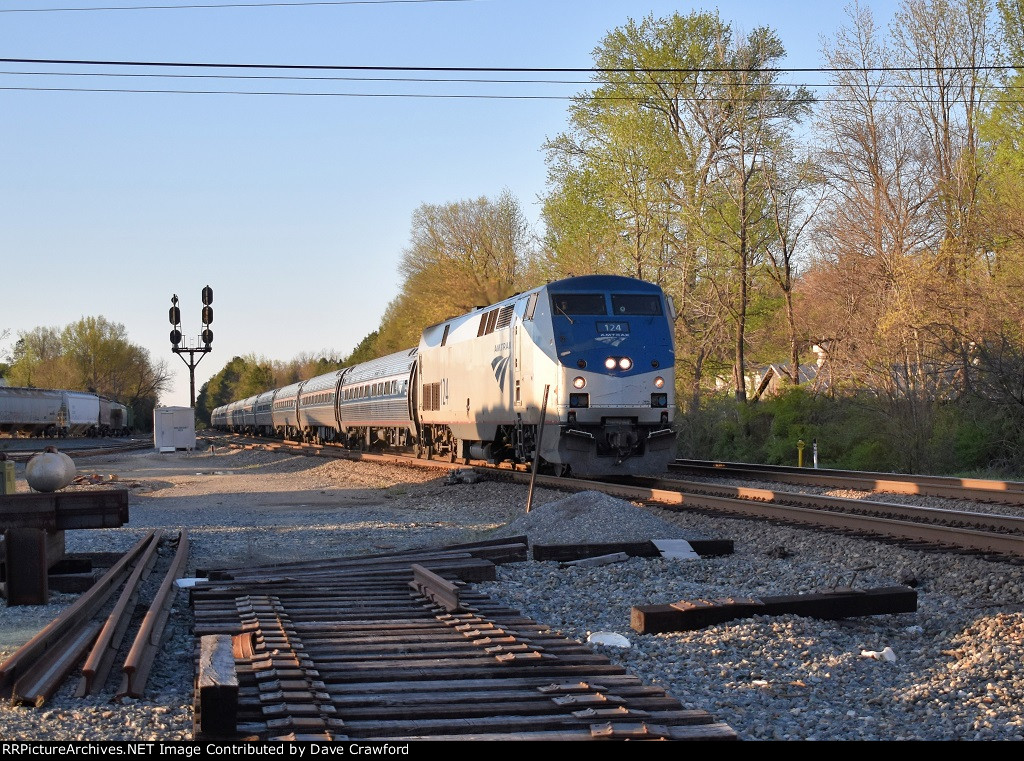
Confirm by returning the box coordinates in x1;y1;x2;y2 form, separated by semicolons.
631;586;919;634
533;539;733;563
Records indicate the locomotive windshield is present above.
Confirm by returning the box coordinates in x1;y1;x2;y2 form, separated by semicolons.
611;294;663;315
550;293;607;315
550;292;663;317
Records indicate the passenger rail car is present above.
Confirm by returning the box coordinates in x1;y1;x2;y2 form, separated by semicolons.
212;275;677;476
0;386;132;438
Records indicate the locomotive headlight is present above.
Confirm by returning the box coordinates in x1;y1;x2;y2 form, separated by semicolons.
573;376;586;389
604;357;617;370
654;376;665;388
618;357;632;370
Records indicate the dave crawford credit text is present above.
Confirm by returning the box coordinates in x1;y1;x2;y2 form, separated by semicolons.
1;745;412;756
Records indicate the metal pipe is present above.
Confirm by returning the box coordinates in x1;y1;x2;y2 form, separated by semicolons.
526;385;550;514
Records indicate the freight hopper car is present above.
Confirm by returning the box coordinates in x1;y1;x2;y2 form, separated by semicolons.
0;386;131;437
212;275;677;477
416;274;676;476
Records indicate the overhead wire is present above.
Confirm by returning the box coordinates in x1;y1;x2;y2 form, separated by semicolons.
0;57;1019;102
0;0;478;12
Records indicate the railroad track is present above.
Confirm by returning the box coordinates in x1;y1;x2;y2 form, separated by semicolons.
211;434;1024;562
670;459;1024;505
0;438;154;464
188;537;738;741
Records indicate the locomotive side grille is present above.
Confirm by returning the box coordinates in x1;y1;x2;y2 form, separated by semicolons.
423;382;441;411
495;305;515;329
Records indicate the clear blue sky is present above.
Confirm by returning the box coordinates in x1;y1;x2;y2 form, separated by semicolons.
0;0;898;408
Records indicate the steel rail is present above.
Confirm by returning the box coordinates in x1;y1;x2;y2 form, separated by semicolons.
218;433;1024;509
76;529;165;696
187;546;739;742
215;433;1024;557
0;529;160;694
671;459;1024;505
10;621;104;707
635;476;1024;536
118;529;190;698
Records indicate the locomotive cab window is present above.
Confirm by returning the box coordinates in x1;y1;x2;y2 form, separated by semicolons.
611;294;663;315
550;293;608;315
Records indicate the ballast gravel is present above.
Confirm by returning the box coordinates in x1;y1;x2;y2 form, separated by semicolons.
0;443;1022;742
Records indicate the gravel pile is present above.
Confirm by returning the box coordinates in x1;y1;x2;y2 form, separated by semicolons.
1;444;1022;741
491;489;700;546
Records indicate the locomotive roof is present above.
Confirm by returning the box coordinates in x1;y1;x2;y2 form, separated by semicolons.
421;274;664;332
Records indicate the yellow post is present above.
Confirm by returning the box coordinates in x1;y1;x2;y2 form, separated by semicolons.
1;457;15;494
797;439;805;468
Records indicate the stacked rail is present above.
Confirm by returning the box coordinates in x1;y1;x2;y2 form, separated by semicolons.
0;529;189;705
189;538;737;742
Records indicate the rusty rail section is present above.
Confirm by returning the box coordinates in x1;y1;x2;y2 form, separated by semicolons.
76;530;164;696
1;529;189;706
190;538;738;742
120;529;190;699
0;529;158;700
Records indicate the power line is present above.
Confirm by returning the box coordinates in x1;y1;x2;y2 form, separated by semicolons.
4;83;1023;104
5;68;1023;91
1;57;1022;75
0;0;476;12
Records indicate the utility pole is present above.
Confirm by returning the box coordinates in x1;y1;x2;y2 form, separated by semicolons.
169;286;214;408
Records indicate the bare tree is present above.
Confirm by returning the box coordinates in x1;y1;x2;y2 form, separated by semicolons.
813;1;936;398
764;146;826;383
891;0;998;280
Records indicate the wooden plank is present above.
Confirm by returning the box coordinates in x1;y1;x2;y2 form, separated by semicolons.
189;536;739;742
198;634;239;736
0;490;129;531
533;539;733;562
631;586;919;634
534;542;659;562
4;528;49;605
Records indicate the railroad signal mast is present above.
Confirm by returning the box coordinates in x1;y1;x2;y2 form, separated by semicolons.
169;285;214;408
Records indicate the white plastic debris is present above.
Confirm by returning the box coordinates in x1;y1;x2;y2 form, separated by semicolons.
174;578;204;588
652;539;700;560
860;646;897;662
587;632;631;648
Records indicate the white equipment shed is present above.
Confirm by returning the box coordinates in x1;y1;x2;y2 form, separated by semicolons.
153;406;196;452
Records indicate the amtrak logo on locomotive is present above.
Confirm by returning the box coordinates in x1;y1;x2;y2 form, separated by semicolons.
490;355;509;392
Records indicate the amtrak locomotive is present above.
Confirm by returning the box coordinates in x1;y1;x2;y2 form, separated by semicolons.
212;275;677;476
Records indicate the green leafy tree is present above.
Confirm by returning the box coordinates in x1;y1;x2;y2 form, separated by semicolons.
542;11;811;404
6;317;169;430
369;190;537;358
